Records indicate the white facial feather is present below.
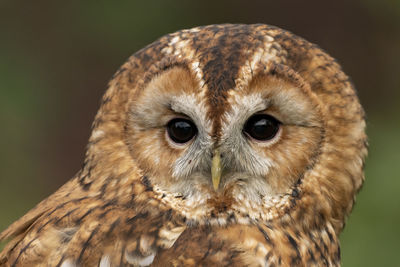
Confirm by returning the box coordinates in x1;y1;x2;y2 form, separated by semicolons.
169;91;280;201
170;94;213;179
221;93;276;175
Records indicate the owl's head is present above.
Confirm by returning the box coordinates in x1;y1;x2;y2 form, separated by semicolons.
85;24;367;231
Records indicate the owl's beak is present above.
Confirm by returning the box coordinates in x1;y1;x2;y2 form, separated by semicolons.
211;148;222;190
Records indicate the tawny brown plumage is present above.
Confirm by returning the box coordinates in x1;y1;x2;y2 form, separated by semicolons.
0;24;367;266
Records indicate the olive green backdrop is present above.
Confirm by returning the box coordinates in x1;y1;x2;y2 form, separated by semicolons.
0;1;399;266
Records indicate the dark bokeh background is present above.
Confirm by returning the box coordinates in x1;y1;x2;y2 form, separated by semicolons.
0;1;399;266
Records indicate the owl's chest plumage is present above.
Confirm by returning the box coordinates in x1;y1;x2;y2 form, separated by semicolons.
151;184;341;266
160;225;339;267
0;188;340;267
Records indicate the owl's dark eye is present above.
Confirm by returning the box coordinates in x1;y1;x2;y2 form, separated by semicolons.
243;114;281;141
167;118;197;144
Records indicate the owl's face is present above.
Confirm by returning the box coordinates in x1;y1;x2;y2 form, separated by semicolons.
87;24;366;228
126;64;323;220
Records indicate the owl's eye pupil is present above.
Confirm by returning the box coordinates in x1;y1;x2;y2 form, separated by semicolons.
167;118;197;144
243;114;280;141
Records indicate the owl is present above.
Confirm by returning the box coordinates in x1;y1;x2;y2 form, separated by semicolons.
0;24;367;266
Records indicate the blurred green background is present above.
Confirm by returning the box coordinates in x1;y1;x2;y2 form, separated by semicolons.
0;1;399;266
